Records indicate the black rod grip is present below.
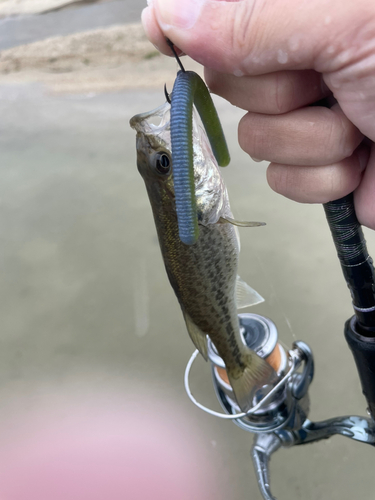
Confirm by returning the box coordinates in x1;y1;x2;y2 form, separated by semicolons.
323;193;375;331
345;316;375;418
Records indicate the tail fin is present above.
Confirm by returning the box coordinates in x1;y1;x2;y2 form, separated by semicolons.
227;353;276;413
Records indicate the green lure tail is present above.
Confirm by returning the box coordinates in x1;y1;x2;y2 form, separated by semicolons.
170;70;230;245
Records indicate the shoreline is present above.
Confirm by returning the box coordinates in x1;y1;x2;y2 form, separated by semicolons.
0;0;108;17
0;22;203;94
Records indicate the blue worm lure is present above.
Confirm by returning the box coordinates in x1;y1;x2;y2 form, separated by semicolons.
170;70;230;245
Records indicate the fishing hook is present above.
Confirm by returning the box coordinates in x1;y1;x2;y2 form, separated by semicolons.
164;39;185;105
164;83;171;104
166;38;186;72
166;38;231;245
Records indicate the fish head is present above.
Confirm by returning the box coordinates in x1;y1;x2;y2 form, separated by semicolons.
130;101;231;223
130;102;174;196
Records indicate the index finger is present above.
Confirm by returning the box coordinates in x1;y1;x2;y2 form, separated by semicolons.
142;0;365;75
204;69;330;114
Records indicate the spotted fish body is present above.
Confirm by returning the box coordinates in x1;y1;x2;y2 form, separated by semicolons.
130;102;276;412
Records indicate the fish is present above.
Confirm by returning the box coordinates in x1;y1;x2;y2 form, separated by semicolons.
130;102;277;412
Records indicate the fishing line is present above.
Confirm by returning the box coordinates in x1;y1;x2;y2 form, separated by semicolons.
253;245;297;342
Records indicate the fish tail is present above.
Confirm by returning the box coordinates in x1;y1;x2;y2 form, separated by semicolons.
227;353;276;413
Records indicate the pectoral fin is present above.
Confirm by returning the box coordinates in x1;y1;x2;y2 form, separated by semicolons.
182;310;208;361
236;275;264;309
219;216;265;227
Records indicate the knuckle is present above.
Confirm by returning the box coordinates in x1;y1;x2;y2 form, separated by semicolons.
228;2;259;64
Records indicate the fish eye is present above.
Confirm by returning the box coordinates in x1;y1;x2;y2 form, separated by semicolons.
154;152;171;175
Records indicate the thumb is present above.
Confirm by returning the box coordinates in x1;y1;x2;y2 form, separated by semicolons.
143;0;370;76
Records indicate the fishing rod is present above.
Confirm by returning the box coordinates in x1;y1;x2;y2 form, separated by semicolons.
324;194;375;417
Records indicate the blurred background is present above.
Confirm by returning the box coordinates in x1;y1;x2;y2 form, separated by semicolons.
0;1;374;499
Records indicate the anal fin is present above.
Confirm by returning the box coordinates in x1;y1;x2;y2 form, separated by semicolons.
182;310;208;361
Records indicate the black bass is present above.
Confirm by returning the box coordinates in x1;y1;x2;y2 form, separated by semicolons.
130;102;276;412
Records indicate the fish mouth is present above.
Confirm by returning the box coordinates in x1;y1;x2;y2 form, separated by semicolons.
129;102;170;135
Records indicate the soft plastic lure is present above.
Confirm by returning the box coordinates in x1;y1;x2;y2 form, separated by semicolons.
167;40;230;245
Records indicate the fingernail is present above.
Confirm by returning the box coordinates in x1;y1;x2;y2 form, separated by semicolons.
250;156;263;163
156;0;205;30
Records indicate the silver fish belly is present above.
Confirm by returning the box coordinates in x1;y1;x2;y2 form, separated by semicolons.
130;102;276;412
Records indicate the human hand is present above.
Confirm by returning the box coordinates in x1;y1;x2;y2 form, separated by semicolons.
142;0;375;229
0;392;222;500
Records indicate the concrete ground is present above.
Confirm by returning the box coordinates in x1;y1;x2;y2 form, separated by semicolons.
0;2;375;499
